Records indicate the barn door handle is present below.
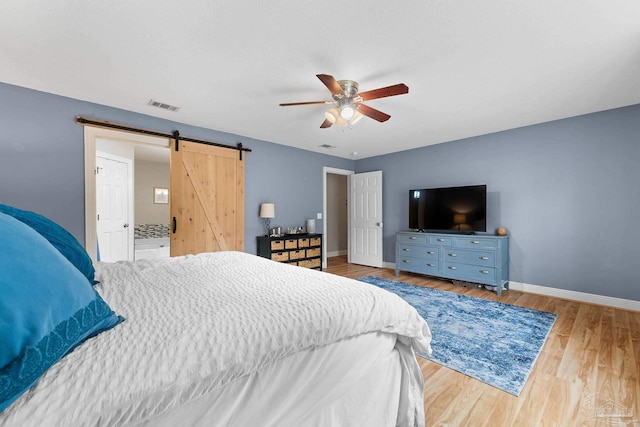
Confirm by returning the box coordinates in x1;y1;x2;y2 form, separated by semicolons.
172;217;177;234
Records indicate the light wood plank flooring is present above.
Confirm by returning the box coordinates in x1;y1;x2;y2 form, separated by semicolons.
325;256;640;427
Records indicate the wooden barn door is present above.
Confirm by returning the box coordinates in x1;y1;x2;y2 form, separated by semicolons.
170;139;245;256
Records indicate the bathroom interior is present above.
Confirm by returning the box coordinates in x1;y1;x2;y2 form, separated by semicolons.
133;149;170;260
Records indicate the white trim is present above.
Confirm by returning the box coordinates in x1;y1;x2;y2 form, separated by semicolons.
322;167;354;269
509;281;640;312
388;262;640;312
326;250;348;258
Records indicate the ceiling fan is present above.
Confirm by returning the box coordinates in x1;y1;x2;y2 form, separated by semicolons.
279;74;409;128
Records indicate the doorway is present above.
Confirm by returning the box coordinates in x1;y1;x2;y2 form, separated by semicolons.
84;126;170;261
323;167;353;268
326;174;349;257
322;167;384;269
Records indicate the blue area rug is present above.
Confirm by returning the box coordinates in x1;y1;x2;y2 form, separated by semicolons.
357;276;557;396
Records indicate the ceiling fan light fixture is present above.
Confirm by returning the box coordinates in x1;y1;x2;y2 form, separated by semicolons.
326;107;348;126
340;104;355;121
281;74;408;129
324;110;337;124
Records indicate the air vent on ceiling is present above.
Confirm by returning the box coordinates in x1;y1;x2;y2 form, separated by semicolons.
148;99;181;112
319;144;336;149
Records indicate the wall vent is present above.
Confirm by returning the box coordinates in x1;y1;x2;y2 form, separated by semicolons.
148;99;181;112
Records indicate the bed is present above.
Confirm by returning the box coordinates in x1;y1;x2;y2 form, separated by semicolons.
0;206;432;427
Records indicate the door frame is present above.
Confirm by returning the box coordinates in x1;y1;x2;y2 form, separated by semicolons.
84;126;169;261
322;166;354;269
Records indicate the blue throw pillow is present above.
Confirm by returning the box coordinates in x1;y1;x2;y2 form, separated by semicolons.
0;212;124;412
0;203;96;284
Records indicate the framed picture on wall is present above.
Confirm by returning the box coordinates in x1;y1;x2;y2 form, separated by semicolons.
154;187;169;204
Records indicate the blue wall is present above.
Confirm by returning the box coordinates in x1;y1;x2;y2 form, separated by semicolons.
2;82;639;301
357;104;640;300
0;83;354;255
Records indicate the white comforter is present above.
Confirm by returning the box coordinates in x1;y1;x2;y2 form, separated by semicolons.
0;251;431;427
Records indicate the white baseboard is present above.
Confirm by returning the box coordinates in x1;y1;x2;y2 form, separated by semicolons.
388;263;640;312
383;261;396;270
509;281;640;312
326;250;347;258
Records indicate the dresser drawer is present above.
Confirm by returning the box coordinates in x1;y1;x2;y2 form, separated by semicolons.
271;252;289;262
306;247;321;258
285;239;298;249
398;244;438;260
289;249;306;260
443;262;496;284
429;236;453;246
310;237;321;246
299;258;321;269
443;250;495;267
271;240;285;251
397;256;439;274
454;237;498;250
398;234;427;245
298;238;310;248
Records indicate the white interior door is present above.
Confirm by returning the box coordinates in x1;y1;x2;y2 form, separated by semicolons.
348;170;383;267
96;152;133;262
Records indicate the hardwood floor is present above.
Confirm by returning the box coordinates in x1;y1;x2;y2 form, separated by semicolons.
325;256;640;427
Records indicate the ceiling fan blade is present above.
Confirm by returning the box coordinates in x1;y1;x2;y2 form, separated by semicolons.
357;103;391;122
320;118;334;128
358;83;409;101
316;74;345;96
279;100;336;107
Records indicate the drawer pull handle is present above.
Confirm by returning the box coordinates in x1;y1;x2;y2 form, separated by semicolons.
471;241;480;244
427;251;435;255
448;253;457;257
479;256;489;260
409;237;416;240
437;238;445;242
480;270;490;274
448;266;457;270
403;248;411;251
403;260;410;263
427;263;435;267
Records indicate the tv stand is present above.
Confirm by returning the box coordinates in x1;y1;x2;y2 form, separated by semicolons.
395;231;509;295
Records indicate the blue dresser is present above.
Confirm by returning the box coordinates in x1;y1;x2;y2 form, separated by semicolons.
395;231;509;295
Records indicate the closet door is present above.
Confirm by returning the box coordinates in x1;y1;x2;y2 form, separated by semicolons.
170;139;245;256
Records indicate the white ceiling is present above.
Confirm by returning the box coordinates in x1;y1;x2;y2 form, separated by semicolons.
2;1;639;160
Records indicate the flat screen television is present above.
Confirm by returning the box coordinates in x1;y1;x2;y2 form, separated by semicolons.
408;185;486;233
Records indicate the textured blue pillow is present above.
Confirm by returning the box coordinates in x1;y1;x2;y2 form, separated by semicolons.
0;212;123;412
0;203;96;284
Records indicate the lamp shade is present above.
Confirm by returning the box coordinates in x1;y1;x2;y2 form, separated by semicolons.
259;203;275;218
453;213;466;224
